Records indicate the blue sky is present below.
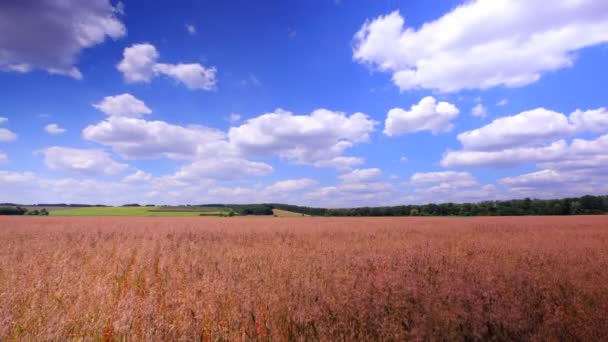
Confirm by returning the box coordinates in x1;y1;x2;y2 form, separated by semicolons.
0;0;607;206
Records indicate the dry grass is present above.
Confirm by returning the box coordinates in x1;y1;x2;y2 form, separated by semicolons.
272;209;308;217
0;216;607;340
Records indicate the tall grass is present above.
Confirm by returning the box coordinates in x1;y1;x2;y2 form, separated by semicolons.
0;216;607;340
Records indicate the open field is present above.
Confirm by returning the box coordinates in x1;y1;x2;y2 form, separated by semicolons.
272;208;308;217
49;206;231;217
0;216;607;340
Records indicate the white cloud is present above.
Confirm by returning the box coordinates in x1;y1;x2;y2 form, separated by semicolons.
0;170;137;205
186;24;196;35
0;128;17;142
472;103;487;118
0;151;7;164
44;123;66;135
497;99;508;107
500;168;608;198
83;116;231;160
305;181;398;208
0;0;125;79
170;158;273;181
353;1;608;92
228;113;241;123
384;96;459;136
266;178;317;193
569;108;608;133
40;146;128;176
410;171;477;186
229;108;376;169
458;108;575;151
93;93;152;117
122;170;152;182
0;117;7;124
441;140;567;168
443;106;608;168
116;43;158;83
339;168;382;183
117;43;217;90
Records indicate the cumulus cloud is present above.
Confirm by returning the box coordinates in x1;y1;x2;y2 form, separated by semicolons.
122;170;152;183
44;123;66;135
0;151;7;163
0;170;137;205
83;116;230;160
405;171;497;204
353;1;608;92
442;107;608;168
441;140;568;168
305;181;398;208
40;146;128;176
0;128;17;142
0;0;125;79
229;108;376;169
339;168;382;183
458;108;576;151
384;96;459;136
169;158;273;181
228;113;241;124
117;43;217;90
500;167;608;198
472;103;487;118
0;117;7;124
266;178;317;193
410;171;477;187
93;93;152;117
569;108;608;133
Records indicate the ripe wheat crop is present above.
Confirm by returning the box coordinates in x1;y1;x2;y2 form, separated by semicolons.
0;216;607;340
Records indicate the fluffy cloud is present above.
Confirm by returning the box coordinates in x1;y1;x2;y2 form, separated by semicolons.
569;108;608;133
93;93;152;117
265;178;317;193
0;0;125;79
441;140;568;168
384;96;459;136
410;171;477;187
443;107;608;167
83;116;230;160
0;170;137;205
0;151;7;163
353;1;608;92
406;171;497;203
458;108;575;151
0;128;17;142
500;168;608;198
0;117;7;124
44;123;66;135
117;43;217;90
305;181;398;208
339;168;382;183
471;104;487;119
122;170;152;183
169;158;273;181
229;108;376;169
40;146;128;176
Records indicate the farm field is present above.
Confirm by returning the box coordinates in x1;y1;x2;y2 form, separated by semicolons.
0;216;607;340
49;206;231;217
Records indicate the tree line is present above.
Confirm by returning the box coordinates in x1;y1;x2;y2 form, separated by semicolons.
1;195;606;217
268;195;608;217
0;207;49;216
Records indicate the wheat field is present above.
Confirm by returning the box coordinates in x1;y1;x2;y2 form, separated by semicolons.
0;216;607;340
